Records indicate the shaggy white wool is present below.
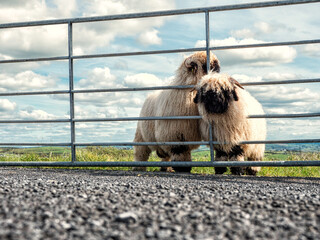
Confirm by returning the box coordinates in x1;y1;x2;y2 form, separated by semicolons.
133;52;220;170
196;72;266;173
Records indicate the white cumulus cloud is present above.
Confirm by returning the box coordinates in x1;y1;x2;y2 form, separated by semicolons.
300;44;320;58
0;0;174;58
196;37;297;66
137;29;162;46
124;73;164;87
0;99;17;112
78;67;119;89
0;71;57;91
18;109;55;120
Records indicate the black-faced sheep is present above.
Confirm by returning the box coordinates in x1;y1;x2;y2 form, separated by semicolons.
193;72;266;175
133;51;220;172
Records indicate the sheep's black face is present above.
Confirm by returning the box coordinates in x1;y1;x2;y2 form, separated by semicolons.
194;87;238;114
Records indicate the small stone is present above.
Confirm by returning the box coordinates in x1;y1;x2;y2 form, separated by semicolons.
145;227;154;238
116;212;138;224
157;229;172;239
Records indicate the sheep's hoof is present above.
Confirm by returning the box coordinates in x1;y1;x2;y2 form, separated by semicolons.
160;167;175;172
214;167;227;175
245;167;259;176
230;167;245;175
173;167;192;173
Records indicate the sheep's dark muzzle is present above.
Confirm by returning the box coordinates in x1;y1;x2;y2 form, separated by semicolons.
194;87;230;114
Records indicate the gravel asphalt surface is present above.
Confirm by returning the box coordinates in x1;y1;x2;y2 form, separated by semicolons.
0;167;319;240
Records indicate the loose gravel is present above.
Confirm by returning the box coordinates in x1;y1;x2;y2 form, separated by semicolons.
0;167;319;240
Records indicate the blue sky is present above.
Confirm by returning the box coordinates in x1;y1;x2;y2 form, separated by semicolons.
0;0;319;144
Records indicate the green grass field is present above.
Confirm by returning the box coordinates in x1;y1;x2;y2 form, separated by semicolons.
0;146;319;177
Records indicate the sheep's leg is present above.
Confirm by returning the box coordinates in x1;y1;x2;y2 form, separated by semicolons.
214;149;228;175
156;149;173;172
133;129;151;171
170;145;192;173
229;145;245;175
133;145;151;171
246;157;261;176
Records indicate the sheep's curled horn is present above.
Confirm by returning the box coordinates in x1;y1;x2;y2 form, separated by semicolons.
184;56;197;73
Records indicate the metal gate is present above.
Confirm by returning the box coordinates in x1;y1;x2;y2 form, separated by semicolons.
0;0;320;168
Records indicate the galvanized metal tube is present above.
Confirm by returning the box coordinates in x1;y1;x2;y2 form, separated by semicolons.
72;39;320;60
73;116;203;122
72;112;320;122
208;123;215;162
72;85;195;93
1;39;319;64
74;138;320;147
73;47;206;60
75;141;209;147
0;90;69;97
0;77;318;97
68;22;76;162
0;160;319;168
0;143;71;146
0;119;70;124
242;78;320;86
0;112;319;124
211;39;320;51
205;10;211;74
248;113;320;119
205;10;215;162
0;138;319;147
0;0;319;29
0;56;68;64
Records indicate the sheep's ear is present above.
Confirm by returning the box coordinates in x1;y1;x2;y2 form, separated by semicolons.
232;90;239;101
211;59;221;73
229;77;244;89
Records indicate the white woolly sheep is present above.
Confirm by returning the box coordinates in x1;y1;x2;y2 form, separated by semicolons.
133;51;220;172
193;72;266;175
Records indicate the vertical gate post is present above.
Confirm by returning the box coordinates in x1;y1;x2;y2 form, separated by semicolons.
205;11;215;162
68;22;76;162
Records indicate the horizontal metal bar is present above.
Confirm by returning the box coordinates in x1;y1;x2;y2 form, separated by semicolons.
0;0;319;29
0;90;69;97
239;139;320;144
73;113;320;123
0;160;319;168
0;143;71;146
0;38;319;65
72;47;205;60
72;85;195;93
0;56;68;64
249;112;320;119
243;78;320;86
211;39;320;50
72;39;320;60
75;138;320;147
0;39;319;65
0;116;202;124
74;116;203;122
0;112;319;124
0;77;318;97
75;141;207;147
0;119;70;124
0;138;319;147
